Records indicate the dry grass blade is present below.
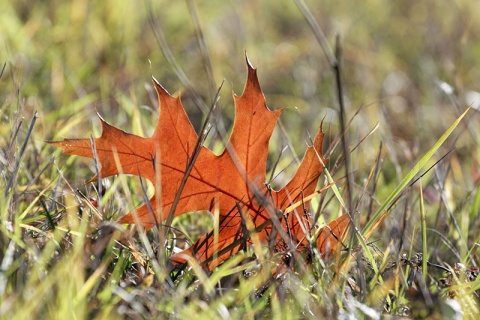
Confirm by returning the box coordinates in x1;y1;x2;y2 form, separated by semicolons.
363;107;471;240
5;112;38;196
165;80;224;229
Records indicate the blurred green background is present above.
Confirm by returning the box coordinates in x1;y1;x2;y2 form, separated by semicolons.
2;0;479;145
2;0;480;247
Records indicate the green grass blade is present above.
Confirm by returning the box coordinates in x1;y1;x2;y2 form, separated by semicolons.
362;107;471;238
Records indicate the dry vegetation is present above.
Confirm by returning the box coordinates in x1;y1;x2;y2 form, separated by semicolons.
1;0;480;319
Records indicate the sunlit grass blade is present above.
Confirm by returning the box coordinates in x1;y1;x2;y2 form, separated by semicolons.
362;107;471;239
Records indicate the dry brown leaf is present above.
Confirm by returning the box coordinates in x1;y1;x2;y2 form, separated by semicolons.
50;59;350;269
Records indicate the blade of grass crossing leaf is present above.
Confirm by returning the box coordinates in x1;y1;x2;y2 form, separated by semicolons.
165;80;223;229
363;107;471;238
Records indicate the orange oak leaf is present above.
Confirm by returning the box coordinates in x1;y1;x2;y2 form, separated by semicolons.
49;59;350;269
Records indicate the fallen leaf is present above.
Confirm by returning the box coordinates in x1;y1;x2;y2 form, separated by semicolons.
50;58;350;269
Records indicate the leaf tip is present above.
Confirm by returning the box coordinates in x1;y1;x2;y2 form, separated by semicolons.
245;51;255;72
242;52;262;97
152;76;171;97
97;113;116;133
87;176;99;184
46;139;62;148
96;112;107;125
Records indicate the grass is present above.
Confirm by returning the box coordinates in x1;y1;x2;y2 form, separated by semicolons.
2;0;480;318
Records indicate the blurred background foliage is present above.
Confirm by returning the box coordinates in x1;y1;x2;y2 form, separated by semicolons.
2;0;480;266
2;1;479;146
